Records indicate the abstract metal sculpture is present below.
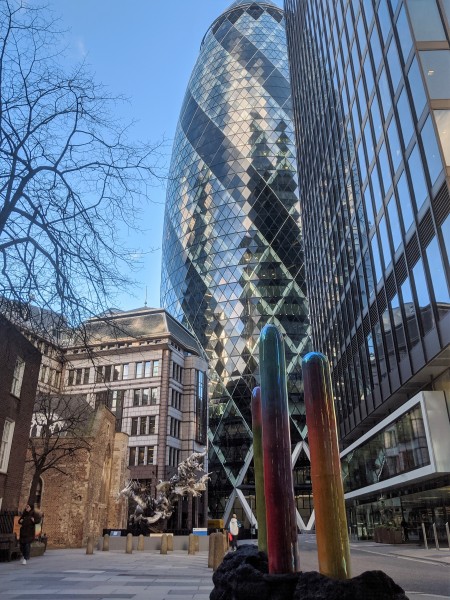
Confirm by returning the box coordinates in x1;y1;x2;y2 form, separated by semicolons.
303;352;351;579
251;386;267;554
259;324;300;574
118;451;209;534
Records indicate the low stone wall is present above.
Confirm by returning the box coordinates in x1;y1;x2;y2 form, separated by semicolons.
96;534;209;552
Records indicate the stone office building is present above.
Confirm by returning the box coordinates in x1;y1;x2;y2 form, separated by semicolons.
63;307;209;530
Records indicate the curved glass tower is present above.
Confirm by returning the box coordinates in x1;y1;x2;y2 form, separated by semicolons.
161;0;311;526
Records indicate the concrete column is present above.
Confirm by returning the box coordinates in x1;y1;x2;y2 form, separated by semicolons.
126;533;133;554
102;534;109;551
160;533;168;555
137;534;144;551
86;535;94;555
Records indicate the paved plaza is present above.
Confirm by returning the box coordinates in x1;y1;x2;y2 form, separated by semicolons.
0;537;448;600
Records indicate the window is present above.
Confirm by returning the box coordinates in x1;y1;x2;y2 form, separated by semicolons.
420;116;443;186
122;364;129;380
113;365;120;381
0;419;15;473
140;417;147;436
11;357;25;397
138;447;145;465
129;447;136;466
168;446;180;467
83;368;90;385
144;361;151;377
152;360;159;377
104;365;111;382
142;389;149;405
148;416;156;435
96;366;103;383
40;364;48;383
133;389;140;407
136;362;143;378
131;417;138;436
75;368;82;385
150;387;159;405
147;446;154;465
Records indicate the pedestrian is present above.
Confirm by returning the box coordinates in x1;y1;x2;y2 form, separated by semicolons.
18;504;37;565
228;513;239;551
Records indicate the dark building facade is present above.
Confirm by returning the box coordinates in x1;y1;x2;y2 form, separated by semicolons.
285;0;450;539
0;315;41;511
161;0;311;528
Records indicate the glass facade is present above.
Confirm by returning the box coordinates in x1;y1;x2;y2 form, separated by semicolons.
285;0;450;438
161;0;311;524
285;0;450;535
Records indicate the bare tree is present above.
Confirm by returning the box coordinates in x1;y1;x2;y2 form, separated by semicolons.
0;0;163;336
27;393;94;504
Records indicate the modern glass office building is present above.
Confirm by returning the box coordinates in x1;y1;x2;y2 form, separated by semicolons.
285;0;450;540
161;0;311;527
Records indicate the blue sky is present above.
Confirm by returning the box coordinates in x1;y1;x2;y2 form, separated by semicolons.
48;0;282;311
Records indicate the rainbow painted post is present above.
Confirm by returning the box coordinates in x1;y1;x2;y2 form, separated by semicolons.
259;324;300;574
303;351;351;580
251;386;267;554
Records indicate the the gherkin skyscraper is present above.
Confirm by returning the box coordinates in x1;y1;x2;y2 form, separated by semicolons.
161;0;312;529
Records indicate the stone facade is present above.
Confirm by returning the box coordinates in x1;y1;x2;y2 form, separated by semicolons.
20;405;129;548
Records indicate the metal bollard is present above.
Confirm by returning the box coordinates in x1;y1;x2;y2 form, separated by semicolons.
188;533;196;555
102;533;109;551
421;523;428;550
126;532;133;554
167;533;173;551
86;534;94;555
432;523;440;551
160;533;168;555
212;532;225;571
208;533;216;568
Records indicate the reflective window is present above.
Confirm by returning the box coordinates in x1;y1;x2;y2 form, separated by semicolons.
443;0;450;24
388;118;402;172
378;0;391;44
370;26;382;71
425;237;450;306
363;0;374;27
371;166;383;213
387;196;402;251
370;96;382;144
364;52;374;97
358;141;368;182
441;213;450;264
420;116;443;185
407;0;446;41
364;119;375;164
407;145;428;210
371;234;383;281
352;100;361;139
342;403;430;493
379;215;391;268
364;184;375;228
387;39;402;92
408;58;427;119
378;142;392;195
419;51;450;99
379;68;392;119
413;259;434;333
401;276;420;348
397;6;413;61
396;88;414;148
397;171;414;231
434;110;450;166
357;15;366;54
391;293;407;358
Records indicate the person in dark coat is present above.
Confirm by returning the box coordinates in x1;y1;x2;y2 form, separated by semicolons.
18;504;37;565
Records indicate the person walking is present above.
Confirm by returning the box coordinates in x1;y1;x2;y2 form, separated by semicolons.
228;513;239;551
18;504;37;565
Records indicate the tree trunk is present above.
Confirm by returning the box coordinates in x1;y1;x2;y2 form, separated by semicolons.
28;470;42;506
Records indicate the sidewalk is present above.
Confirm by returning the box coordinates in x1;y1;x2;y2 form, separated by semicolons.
0;548;214;600
352;539;450;567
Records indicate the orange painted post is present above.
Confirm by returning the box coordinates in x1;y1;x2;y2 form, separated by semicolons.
303;352;351;580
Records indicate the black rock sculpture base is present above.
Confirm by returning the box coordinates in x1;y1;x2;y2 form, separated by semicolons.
210;545;408;600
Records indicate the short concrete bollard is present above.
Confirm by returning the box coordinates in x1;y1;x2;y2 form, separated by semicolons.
86;534;94;555
208;533;217;568
213;532;225;571
126;532;133;554
167;533;173;552
102;533;109;551
160;533;168;555
137;534;144;551
188;533;196;555
223;530;228;554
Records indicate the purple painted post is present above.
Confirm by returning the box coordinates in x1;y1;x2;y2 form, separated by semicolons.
251;386;267;553
259;324;300;574
303;351;351;580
